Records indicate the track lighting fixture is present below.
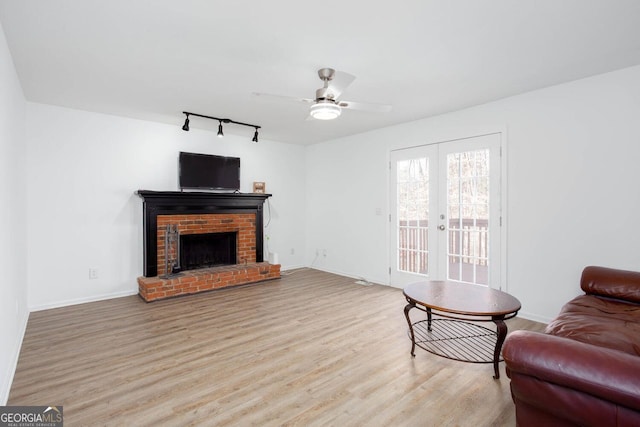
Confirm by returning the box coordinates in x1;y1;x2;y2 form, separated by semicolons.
180;111;261;143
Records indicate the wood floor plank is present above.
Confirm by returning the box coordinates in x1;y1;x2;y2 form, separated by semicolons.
9;269;545;426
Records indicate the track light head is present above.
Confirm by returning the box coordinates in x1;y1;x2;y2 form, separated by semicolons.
182;115;190;131
217;121;224;138
252;128;259;143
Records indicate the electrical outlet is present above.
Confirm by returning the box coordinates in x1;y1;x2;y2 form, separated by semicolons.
290;248;295;255
89;268;99;280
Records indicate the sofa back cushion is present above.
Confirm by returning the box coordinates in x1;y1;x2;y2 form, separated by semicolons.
581;266;640;304
545;295;640;356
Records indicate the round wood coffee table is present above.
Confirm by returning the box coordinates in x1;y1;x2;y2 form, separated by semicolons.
403;281;521;379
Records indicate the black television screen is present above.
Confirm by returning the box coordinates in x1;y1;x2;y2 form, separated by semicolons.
179;152;240;191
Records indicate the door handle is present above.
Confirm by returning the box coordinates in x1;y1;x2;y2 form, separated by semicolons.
438;225;446;231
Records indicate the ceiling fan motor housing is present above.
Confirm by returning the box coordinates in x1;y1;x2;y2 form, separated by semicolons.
316;68;337;100
316;87;335;101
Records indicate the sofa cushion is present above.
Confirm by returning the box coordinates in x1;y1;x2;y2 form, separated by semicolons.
545;295;640;356
581;266;640;303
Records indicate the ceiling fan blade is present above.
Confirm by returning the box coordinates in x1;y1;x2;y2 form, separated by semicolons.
338;100;392;113
252;92;314;104
326;70;356;99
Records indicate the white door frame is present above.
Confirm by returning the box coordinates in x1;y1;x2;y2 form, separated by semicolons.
387;129;508;291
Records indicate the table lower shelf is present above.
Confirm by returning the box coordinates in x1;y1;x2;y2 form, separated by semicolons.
410;318;501;364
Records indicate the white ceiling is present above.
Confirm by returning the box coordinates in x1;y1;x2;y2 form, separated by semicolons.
1;0;640;145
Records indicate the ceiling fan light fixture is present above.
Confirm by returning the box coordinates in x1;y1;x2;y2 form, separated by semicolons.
310;102;341;120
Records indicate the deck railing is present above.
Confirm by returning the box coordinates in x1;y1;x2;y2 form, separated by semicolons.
398;219;489;275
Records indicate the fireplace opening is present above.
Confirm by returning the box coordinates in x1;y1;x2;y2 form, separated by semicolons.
180;232;237;271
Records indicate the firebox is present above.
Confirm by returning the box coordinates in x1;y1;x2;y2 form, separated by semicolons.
180;232;237;271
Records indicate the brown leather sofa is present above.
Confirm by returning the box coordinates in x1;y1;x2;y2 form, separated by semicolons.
502;266;640;426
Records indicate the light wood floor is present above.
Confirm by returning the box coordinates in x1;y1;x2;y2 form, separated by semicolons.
9;269;545;426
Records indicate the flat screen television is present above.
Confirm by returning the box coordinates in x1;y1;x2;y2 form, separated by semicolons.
179;152;240;192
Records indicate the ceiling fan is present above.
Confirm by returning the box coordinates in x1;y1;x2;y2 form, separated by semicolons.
253;68;392;120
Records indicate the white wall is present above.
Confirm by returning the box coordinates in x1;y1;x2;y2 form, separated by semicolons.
306;65;640;322
26;104;306;310
0;21;28;404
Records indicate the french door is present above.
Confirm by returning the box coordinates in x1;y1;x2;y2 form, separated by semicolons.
390;133;502;289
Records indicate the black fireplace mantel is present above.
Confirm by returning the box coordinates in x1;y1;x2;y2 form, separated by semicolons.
136;190;272;277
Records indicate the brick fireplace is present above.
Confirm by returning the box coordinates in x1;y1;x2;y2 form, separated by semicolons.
156;213;256;274
136;191;280;302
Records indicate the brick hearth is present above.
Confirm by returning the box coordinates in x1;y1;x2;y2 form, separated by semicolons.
138;262;280;302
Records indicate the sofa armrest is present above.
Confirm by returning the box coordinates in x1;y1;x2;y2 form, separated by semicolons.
503;330;640;412
581;265;640;303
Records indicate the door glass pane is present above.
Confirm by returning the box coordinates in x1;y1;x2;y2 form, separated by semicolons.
447;150;489;285
396;158;429;275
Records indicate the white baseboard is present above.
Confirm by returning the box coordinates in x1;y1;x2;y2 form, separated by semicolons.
29;289;139;312
307;266;387;287
280;264;306;272
517;310;552;325
1;309;29;405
